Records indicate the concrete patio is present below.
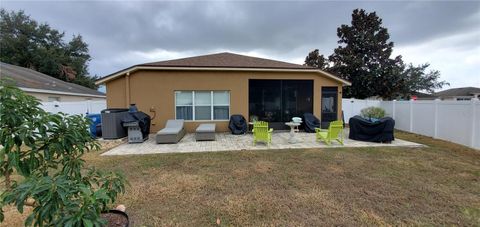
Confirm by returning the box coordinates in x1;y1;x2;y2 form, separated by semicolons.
102;129;424;155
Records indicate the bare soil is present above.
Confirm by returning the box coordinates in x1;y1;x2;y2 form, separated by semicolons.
100;212;129;227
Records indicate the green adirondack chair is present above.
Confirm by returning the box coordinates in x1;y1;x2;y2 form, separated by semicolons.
315;120;344;145
252;121;273;145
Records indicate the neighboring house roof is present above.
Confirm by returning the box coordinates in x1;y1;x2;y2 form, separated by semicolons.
412;91;438;99
0;62;105;98
96;52;351;85
434;87;480;98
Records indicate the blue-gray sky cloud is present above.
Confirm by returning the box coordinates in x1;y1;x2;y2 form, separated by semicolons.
2;0;479;90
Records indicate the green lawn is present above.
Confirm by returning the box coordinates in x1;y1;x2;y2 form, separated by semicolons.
2;131;480;226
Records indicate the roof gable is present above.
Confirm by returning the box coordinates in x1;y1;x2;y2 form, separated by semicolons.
0;62;105;97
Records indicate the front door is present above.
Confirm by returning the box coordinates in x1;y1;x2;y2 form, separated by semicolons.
321;87;338;128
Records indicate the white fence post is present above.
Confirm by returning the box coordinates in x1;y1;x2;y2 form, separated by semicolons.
434;99;439;138
392;100;396;120
351;99;355;119
471;98;478;148
409;99;413;132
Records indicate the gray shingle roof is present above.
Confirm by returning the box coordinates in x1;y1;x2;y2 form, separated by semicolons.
0;62;105;97
96;52;351;86
140;52;315;69
434;87;480;97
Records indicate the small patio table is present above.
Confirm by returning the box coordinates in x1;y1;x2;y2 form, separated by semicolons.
285;122;302;144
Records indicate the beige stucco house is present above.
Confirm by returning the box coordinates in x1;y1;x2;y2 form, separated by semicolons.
96;52;351;133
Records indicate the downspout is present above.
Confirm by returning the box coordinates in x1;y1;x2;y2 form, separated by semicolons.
338;86;343;123
125;72;130;107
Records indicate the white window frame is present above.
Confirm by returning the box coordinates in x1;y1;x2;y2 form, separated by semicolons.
212;91;230;120
174;91;194;120
194;91;212;120
175;90;230;121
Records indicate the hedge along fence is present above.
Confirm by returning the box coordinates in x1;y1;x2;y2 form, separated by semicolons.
343;98;480;150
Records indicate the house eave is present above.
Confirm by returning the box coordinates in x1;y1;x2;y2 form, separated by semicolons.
95;66;352;86
19;87;106;98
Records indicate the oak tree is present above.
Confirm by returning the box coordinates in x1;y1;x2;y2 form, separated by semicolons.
0;9;98;89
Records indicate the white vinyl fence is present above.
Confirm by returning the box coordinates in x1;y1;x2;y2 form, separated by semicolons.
342;99;382;121
342;98;480;150
40;100;107;115
38;98;479;149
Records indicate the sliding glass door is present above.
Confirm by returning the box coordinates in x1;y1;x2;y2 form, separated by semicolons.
249;80;313;129
321;87;338;128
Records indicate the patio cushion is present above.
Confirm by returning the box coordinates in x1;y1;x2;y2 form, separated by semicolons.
196;123;216;141
157;127;182;135
156;119;186;144
196;123;215;133
165;119;184;128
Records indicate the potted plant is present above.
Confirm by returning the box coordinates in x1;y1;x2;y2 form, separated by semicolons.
101;205;130;227
360;106;386;122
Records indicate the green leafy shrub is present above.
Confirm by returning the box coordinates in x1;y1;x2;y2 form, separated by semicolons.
360;106;386;119
0;79;126;226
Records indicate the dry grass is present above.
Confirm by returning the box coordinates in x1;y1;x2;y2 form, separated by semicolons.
2;131;480;226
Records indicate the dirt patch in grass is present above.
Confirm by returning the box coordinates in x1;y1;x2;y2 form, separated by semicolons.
0;205;32;227
2;131;479;226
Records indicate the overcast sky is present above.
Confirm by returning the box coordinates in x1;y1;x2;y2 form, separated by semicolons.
2;0;479;90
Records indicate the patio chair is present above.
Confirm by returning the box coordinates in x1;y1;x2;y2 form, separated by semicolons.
252;121;273;145
315;120;344;145
155;120;186;144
